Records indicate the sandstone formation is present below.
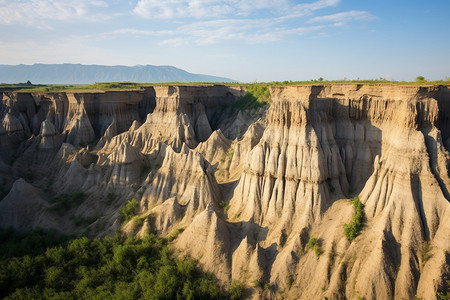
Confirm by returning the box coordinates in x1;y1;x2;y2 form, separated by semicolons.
0;84;449;299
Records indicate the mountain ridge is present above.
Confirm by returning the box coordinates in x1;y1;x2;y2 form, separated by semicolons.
0;63;235;84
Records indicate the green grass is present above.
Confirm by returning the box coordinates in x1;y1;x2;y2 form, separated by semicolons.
233;84;270;110
19;82;143;93
247;78;450;86
17;81;229;93
13;78;450;93
344;196;365;242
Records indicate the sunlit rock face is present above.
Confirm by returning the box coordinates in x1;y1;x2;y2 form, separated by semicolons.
0;84;449;299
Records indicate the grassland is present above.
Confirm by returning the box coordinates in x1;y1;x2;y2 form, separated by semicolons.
3;78;450;94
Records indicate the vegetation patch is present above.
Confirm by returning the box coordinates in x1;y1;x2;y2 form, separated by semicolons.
233;84;270;110
227;148;235;158
436;278;450;300
120;198;139;224
307;237;322;257
230;279;244;300
422;242;432;265
167;228;184;242
50;191;86;214
219;200;231;212
72;214;99;227
133;216;147;227
106;192;117;205
13;77;450;94
0;229;223;299
344;196;365;242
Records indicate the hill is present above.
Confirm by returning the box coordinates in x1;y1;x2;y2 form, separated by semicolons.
0;64;234;84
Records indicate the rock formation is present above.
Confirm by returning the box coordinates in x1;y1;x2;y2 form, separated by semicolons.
0;84;449;299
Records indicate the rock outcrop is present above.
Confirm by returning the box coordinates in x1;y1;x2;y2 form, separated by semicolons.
0;84;449;299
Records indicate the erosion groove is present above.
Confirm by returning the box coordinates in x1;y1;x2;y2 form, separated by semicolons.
0;84;449;299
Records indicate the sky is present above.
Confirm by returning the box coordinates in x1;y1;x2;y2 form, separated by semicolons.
0;0;448;82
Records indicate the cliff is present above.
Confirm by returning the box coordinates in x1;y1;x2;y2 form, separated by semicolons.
0;84;449;299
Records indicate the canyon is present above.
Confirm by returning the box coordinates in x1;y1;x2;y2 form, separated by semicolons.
0;84;449;299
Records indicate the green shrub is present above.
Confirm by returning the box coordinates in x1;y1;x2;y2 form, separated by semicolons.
230;279;244;300
233;84;270;110
437;292;449;300
219;201;231;212
307;237;322;257
167;228;184;242
0;229;223;299
120;199;139;224
344;197;365;242
437;279;450;300
134;216;146;227
50;191;86;214
416;76;426;82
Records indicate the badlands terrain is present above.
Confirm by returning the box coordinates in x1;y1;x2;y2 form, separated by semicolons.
0;84;449;299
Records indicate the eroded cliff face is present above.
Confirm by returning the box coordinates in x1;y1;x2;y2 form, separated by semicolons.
0;84;449;299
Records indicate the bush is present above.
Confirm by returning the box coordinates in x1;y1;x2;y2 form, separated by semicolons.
233;84;270;110
219;201;231;212
344;197;365;242
120;199;139;224
306;237;322;257
167;228;184;242
50;191;86;214
416;76;426;82
230;279;244;300
0;229;223;299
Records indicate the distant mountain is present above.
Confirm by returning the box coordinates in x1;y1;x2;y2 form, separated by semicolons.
0;64;235;84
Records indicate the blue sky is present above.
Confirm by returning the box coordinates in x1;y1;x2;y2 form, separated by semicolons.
0;0;448;82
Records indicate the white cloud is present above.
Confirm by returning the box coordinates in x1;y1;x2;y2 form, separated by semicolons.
130;0;348;46
0;0;111;27
133;0;331;19
109;17;325;46
292;0;340;15
307;10;377;23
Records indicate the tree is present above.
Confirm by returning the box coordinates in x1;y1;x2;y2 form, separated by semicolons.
416;76;426;82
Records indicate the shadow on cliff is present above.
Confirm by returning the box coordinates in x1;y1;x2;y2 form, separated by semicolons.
325;100;383;197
